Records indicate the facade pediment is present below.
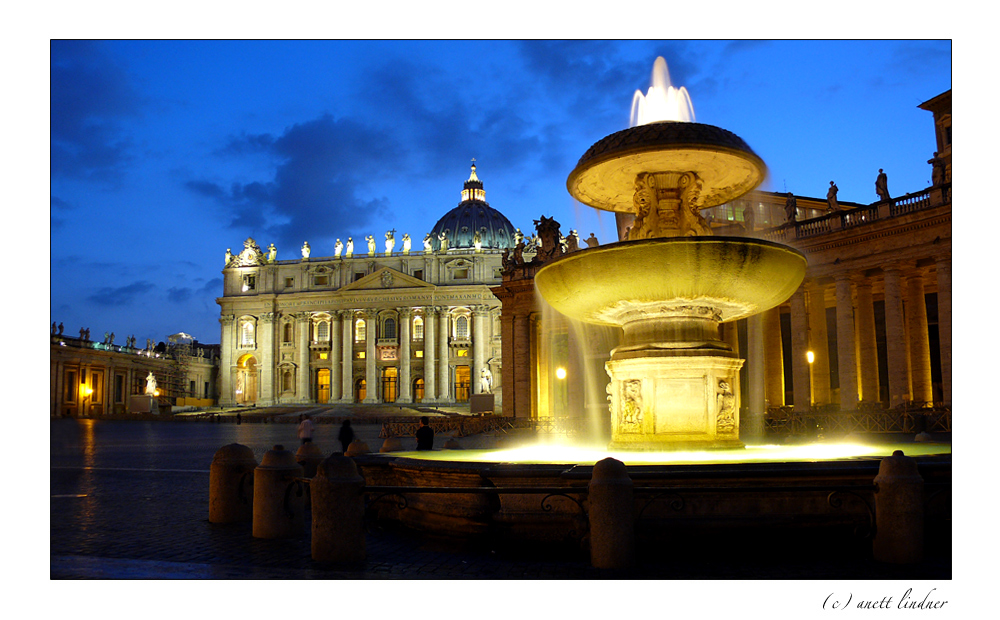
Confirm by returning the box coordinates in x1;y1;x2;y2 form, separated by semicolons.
339;267;434;292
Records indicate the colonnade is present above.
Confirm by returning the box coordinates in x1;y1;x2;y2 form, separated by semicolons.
220;305;497;407
742;256;951;418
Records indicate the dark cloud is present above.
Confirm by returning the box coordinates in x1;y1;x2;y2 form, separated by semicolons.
85;281;155;306
51;40;141;182
187;114;399;249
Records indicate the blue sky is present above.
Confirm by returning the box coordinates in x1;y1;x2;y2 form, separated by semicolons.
49;39;951;345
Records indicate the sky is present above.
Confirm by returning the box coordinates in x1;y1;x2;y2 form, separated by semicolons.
49;39;952;346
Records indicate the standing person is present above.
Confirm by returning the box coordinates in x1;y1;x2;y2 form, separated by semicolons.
297;414;315;445
338;419;355;453
415;416;434;451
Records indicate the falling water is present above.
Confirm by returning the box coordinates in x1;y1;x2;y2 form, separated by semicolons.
630;56;695;127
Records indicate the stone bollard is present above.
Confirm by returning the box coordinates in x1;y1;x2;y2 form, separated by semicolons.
311;453;366;563
209;443;258;524
873;450;924;563
379;436;403;453
588;457;635;570
345;439;370;457
252;445;306;539
295;442;324;478
443;437;462;449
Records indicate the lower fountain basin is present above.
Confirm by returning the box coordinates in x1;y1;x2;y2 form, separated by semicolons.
534;236;807;327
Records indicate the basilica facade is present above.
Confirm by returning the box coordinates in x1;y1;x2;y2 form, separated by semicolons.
216;164;523;409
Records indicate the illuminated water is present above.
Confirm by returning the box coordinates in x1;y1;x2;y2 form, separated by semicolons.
630;56;695;126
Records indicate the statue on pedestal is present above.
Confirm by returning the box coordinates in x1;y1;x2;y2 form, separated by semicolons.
875;169;890;202
480;367;493;394
423;233;433;253
385;230;396;255
267;243;277;262
402;233;411;254
145;372;158;396
827;181;840;211
365;235;376;255
301;242;311;259
334;239;343;258
346;237;354;257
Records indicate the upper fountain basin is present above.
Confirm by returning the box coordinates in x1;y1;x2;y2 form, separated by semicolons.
567;121;767;212
534;237;806;326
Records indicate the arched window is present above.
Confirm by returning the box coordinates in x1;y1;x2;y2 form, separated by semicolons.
240;319;255;347
456;315;469;339
355;319;366;343
283;322;293;344
413;316;424;340
383;317;396;339
317;321;329;341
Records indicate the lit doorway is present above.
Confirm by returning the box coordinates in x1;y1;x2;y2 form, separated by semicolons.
355;378;366;403
317;369;330;403
413;378;424;403
381;367;398;403
455;365;470;402
236;354;258;404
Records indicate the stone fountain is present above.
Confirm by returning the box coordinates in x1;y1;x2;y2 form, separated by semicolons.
535;120;807;450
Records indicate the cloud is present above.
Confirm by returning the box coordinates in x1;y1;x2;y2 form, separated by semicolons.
85;280;155;306
187;114;398;249
50;41;141;182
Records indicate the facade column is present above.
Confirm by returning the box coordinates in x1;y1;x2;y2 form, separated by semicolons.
854;276;880;404
745;313;765;440
790;287;811;412
330;311;343;402
807;282;831;405
906;268;934;405
437;307;450;401
294;312;309;404
219;314;235;406
257;312;275;406
834;274;859;410
424;308;437;402
472;305;488;394
883;265;911;408
762;307;784;408
340;311;354;402
397;308;412;402
363;309;377;403
936;257;952;405
513;313;531;418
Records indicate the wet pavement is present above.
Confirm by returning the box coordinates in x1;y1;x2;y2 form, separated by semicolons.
50;416;952;581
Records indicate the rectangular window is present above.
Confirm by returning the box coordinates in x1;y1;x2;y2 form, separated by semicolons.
65;371;77;402
457;349;469;357
357;351;366;359
204;381;210;398
454;268;469;279
314;275;329;286
354;272;365;282
413;269;423;280
190;380;196;394
115;374;125;403
285;277;294;288
319;352;328;360
415;350;423;358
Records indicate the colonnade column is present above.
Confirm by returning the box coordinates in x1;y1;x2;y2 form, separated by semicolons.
834;274;858;410
513;313;531;418
883;265;911;408
906;268;933;405
437;307;450;401
472;305;488;394
363;309;377;403
219;314;235;406
854;276;880;404
424;308;437;402
790;288;811;412
762;307;784;408
330;311;343;402
745;313;765;440
294;312;309;403
807;282;831;405
936;257;952;405
340;311;354;402
397;308;412;403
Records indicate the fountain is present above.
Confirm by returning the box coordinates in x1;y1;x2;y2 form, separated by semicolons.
535;59;806;450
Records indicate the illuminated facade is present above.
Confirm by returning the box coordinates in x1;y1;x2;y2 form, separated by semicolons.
496;90;952;426
217;164;520;408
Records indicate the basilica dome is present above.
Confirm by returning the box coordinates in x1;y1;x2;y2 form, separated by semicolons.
428;163;517;251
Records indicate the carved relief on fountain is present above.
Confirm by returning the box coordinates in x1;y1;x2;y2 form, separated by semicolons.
619;379;644;432
628;171;712;239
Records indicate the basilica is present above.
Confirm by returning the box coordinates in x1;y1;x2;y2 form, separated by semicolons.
216;163;525;410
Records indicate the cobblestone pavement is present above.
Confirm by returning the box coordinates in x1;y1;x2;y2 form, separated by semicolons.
50;418;951;581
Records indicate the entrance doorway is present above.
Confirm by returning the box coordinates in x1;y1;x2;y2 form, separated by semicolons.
413;378;424;403
355;378;366;403
455;365;471;402
317;369;330;403
236;354;258;404
381;367;398;403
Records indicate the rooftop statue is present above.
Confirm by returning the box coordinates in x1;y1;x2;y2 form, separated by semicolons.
365;235;376;256
334;239;343;258
145;372;157;396
875;169;890;201
385;230;396;255
346;237;354;257
827;181;840;211
301;241;310;259
402;233;411;254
